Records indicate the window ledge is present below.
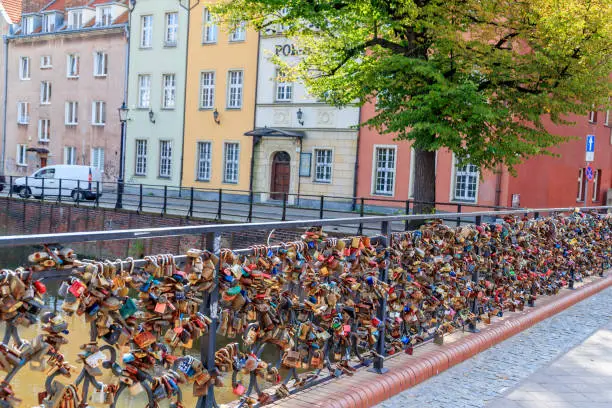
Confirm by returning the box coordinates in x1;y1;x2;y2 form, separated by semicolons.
66;76;80;79
160;107;175;111
139;46;153;50
229;39;246;43
199;107;214;111
201;41;218;45
158;176;171;179
225;107;242;111
451;199;478;204
372;192;394;197
195;178;211;182
135;106;151;110
94;74;107;78
223;181;239;185
313;180;332;184
92;124;105;127
164;43;177;48
65;123;78;126
133;174;147;177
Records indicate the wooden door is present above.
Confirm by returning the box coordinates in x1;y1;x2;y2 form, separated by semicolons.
270;152;290;200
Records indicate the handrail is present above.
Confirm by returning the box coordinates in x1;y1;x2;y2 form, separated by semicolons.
0;205;609;247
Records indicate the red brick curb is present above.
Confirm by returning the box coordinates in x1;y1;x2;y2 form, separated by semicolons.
275;275;612;408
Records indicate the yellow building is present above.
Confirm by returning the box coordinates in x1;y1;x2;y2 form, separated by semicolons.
182;1;258;193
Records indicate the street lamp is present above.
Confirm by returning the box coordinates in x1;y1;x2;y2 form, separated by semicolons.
116;102;129;209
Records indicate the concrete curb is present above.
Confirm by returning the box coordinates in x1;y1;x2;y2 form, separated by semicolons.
275;275;612;408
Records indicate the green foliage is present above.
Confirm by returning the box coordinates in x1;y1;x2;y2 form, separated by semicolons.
215;0;612;174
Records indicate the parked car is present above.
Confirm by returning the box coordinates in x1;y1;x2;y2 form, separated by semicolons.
12;165;103;201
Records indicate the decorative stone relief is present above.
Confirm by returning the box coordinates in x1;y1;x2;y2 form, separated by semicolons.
272;109;290;125
316;109;336;126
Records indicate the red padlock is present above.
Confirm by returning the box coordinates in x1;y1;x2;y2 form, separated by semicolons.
232;382;245;396
33;280;46;295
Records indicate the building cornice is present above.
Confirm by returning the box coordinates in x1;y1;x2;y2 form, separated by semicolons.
7;24;127;42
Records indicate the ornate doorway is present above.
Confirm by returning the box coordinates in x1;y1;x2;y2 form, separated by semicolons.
270;151;290;200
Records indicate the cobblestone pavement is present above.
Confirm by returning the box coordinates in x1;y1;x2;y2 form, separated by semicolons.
376;286;612;408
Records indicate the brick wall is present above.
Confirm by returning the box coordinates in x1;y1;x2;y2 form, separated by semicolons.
0;198;308;260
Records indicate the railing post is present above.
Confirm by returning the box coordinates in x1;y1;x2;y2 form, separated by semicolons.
369;220;391;375
281;192;287;221
189;187;195;219
534;211;540;219
319;195;324;219
58;178;62;203
475;215;482;226
456;204;462;227
41;177;45;200
76;180;80;206
404;200;410;231
25;176;28;199
216;189;222;220
358;197;365;235
162;186;168;216
137;184;143;214
247;191;254;222
95;181;100;208
468;245;481;333
8;176;12;198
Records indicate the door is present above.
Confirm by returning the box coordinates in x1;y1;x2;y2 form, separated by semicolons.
40;156;47;168
270;152;291;200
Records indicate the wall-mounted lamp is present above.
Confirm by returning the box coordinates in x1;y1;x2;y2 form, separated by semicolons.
213;108;221;125
129;0;137;11
148;109;156;124
297;108;304;126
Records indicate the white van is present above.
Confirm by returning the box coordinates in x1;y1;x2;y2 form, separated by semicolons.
13;165;103;201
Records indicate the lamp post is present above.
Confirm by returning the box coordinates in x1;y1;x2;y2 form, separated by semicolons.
116;102;129;209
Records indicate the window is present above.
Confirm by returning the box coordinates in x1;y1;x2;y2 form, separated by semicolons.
67;54;80;78
588;111;597;123
229;21;246;42
374;147;396;195
67;10;83;29
38;119;50;142
91;148;104;171
64;146;77;165
454;163;479;201
93;52;108;77
159;141;172;177
138;75;151;108
408;148;415;198
140;15;153;48
92;101;106;125
223;142;239;183
227;70;243;109
162;74;176;109
17;102;29;124
275;70;293;102
19;57;30;80
16;145;27;166
40;81;52;104
65;101;78;125
98;6;112;26
23;16;34;35
40;55;52;69
199;72;215;109
42;13;55;33
164;12;178;46
605;110;610;126
314;149;332;183
135;140;147;175
592;169;602;202
197;142;212;181
202;8;217;43
576;168;586;202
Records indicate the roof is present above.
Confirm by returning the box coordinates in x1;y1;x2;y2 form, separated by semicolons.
89;0;127;5
244;127;306;138
113;9;127;24
42;0;66;12
26;147;50;153
0;0;23;23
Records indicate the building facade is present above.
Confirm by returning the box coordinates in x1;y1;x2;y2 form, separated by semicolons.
4;0;128;179
124;0;188;187
251;32;360;203
182;0;257;193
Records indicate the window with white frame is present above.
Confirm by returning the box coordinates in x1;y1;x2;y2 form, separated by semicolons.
275;70;292;102
23;16;34;35
91;147;104;171
17;102;29;124
197;141;212;181
227;70;243;109
408;148;415;198
38;119;50;142
454;162;479;201
19;57;30;80
138;74;151;108
314;149;332;183
40;55;52;69
93;52;108;77
159;141;172;177
164;12;178;46
592;169;601;202
140;15;153;48
42;13;55;33
40;81;52;104
605;110;610;126
202;8;217;43
67;54;79;78
92;101;106;125
135;140;147;175
67;10;83;29
162;74;176;109
97;6;112;26
229;21;246;42
373;147;396;195
199;72;215;109
64;146;77;165
588;110;597;123
65;101;78;125
576;168;585;202
16;144;27;166
223;142;239;183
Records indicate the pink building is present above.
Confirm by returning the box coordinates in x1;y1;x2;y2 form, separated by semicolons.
356;101;612;211
3;0;128;180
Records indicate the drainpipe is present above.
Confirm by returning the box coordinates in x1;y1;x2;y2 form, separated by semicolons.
494;164;503;207
1;36;8;175
297;136;302;202
249;30;262;193
351;105;362;211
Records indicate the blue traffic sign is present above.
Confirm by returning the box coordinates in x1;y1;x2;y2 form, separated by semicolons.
586;135;595;152
586;165;594;181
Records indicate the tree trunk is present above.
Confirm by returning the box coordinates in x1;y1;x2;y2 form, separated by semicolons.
412;148;436;217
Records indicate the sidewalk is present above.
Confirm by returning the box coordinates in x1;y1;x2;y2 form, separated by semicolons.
488;320;612;408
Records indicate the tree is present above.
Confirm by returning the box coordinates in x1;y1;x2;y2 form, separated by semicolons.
215;0;612;211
